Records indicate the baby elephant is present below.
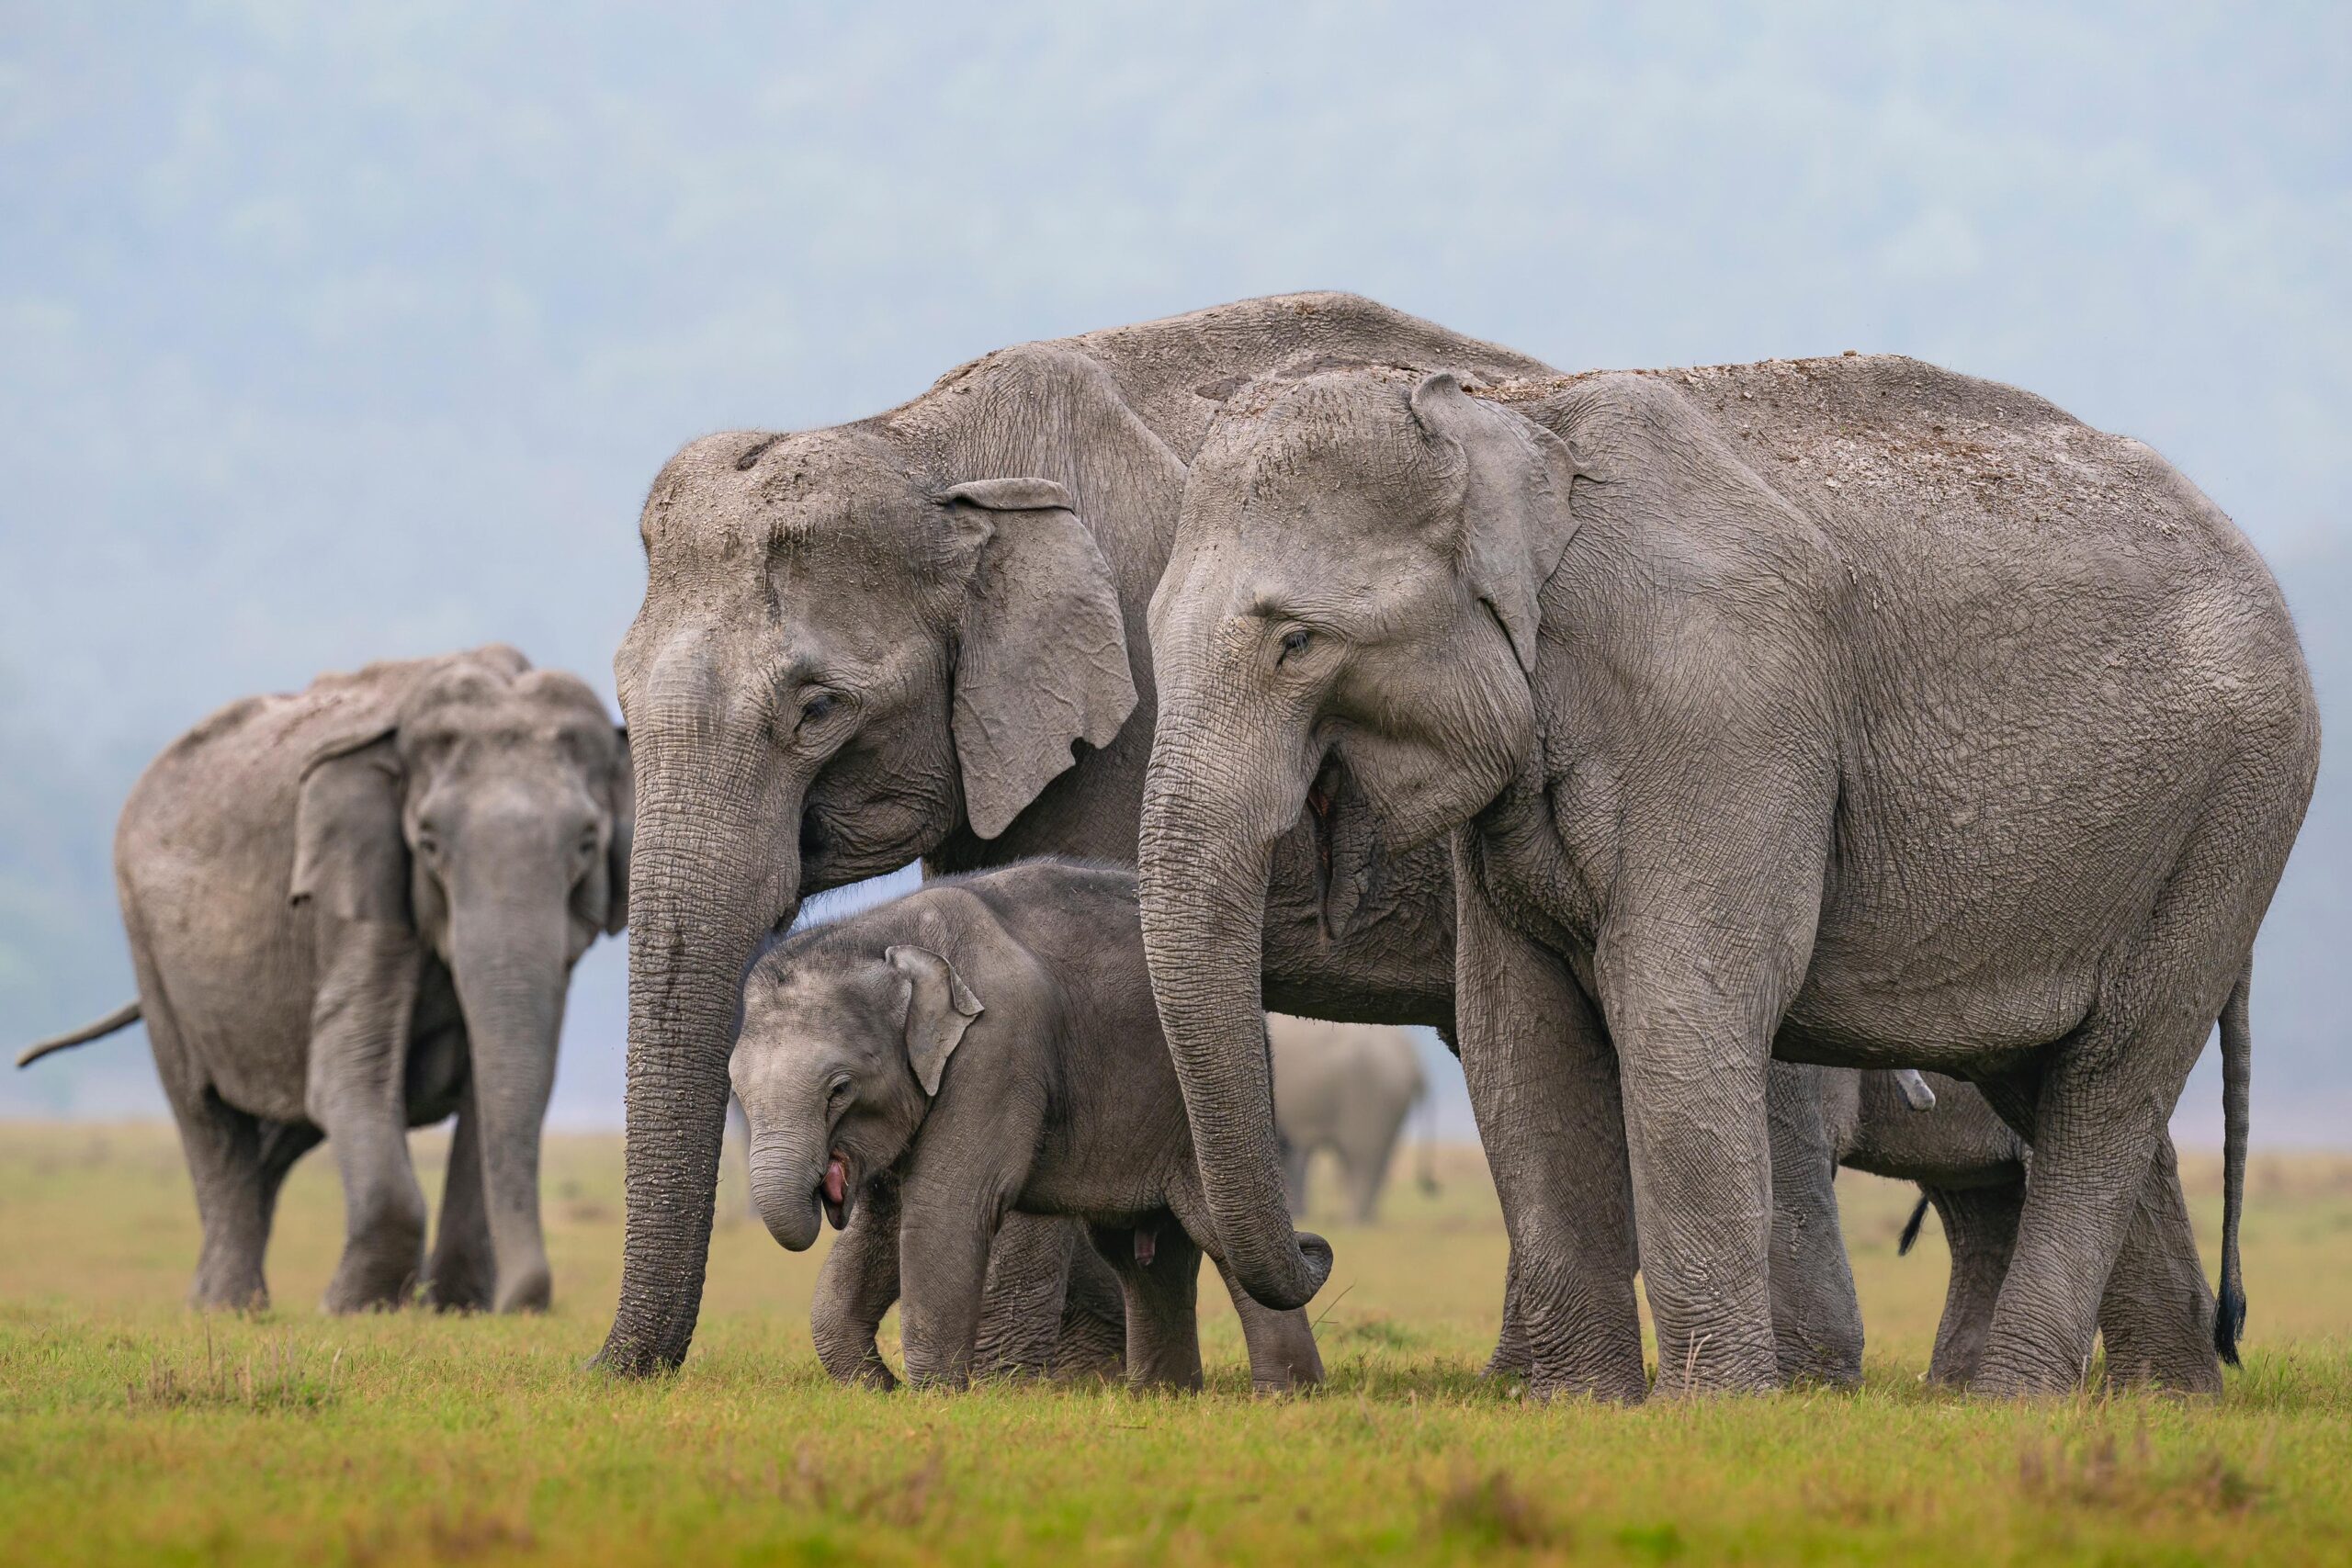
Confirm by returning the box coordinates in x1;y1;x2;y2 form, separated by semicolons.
730;859;1331;1393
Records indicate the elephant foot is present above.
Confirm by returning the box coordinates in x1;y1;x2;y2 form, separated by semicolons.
422;1253;496;1314
2099;1343;2223;1396
188;1268;270;1314
492;1263;553;1314
1971;1336;2095;1398
322;1247;423;1314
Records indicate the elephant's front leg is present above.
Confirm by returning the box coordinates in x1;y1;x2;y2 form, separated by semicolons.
1766;1061;1863;1387
1453;850;1645;1402
1213;1254;1325;1393
811;1177;903;1389
424;1090;496;1311
306;920;430;1313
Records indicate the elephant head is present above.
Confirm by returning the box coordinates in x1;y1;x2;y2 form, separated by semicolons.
601;426;1136;1370
291;646;630;1311
1138;368;1579;1308
729;930;985;1252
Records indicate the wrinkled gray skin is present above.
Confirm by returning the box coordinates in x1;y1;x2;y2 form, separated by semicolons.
22;648;628;1314
1270;1016;1429;1224
1138;358;2315;1397
601;293;1555;1375
732;861;1328;1393
597;292;2216;1387
1487;1066;2032;1387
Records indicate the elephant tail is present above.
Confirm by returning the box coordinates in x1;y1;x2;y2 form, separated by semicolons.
1897;1193;1931;1257
17;1001;142;1068
2215;965;2252;1367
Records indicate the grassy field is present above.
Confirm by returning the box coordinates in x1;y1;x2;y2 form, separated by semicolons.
2;1125;2349;1564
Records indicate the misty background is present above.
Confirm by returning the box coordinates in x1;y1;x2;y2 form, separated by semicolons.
3;5;2345;1145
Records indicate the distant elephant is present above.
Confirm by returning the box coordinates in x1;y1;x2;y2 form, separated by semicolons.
1135;357;2313;1397
1270;1016;1429;1224
597;292;1555;1376
17;647;629;1314
731;860;1325;1392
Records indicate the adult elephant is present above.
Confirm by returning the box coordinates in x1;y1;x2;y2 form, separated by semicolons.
17;647;630;1314
1269;1016;1430;1224
597;294;1556;1375
1135;356;2315;1397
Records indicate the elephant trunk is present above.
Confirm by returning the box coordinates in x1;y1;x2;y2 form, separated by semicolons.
447;893;571;1313
745;1119;829;1251
597;745;801;1375
1138;726;1332;1312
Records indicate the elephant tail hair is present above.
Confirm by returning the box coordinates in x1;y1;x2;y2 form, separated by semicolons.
1896;1193;1930;1257
17;1001;142;1068
2215;965;2252;1367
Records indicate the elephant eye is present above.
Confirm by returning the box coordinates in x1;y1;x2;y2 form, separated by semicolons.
414;829;444;862
575;827;600;860
826;1074;853;1107
800;691;839;728
1278;627;1313;663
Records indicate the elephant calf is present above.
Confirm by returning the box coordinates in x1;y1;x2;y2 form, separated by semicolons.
730;858;1329;1393
17;646;630;1314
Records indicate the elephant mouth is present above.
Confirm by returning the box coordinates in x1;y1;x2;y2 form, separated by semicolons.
820;1150;853;1231
1306;750;1377;942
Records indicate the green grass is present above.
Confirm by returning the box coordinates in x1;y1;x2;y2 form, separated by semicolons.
3;1127;2349;1564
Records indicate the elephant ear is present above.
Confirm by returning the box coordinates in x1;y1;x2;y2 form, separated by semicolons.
571;726;633;937
603;728;632;935
289;730;411;924
1408;372;1586;674
885;943;983;1097
939;478;1138;840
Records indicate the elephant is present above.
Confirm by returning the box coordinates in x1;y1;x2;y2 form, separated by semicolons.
598;291;1556;1376
730;858;1327;1392
16;646;630;1314
596;292;2241;1389
1269;1015;1430;1224
1134;355;2315;1397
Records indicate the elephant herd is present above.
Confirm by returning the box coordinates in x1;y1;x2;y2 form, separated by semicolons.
21;293;2315;1404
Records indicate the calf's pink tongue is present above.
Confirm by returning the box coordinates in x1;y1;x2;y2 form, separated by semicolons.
824;1156;847;1206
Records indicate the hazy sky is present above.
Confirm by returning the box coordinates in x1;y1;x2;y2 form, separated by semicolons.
4;4;2346;1137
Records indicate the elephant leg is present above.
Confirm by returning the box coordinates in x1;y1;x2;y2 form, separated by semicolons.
1214;1254;1325;1392
172;1091;314;1311
1921;1183;2021;1386
424;1092;496;1312
2096;1135;2222;1393
897;1201;1001;1391
1341;1114;1405;1225
972;1213;1091;1379
1280;1136;1312;1221
811;1178;903;1389
1054;1234;1130;1380
1453;859;1645;1401
1482;1251;1532;1378
307;921;429;1313
1975;999;2222;1393
1766;1061;1863;1388
1091;1222;1205;1392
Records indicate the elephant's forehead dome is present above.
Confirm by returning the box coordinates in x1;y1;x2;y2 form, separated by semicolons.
646;429;911;557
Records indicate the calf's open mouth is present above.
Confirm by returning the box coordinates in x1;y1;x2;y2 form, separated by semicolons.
820;1150;853;1231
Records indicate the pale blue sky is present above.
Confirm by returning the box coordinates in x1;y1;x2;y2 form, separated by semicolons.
4;3;2346;1137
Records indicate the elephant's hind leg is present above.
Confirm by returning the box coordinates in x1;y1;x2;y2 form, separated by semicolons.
1091;1221;1205;1392
1920;1182;2022;1386
2096;1134;2222;1393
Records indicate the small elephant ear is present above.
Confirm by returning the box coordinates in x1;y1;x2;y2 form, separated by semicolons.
289;730;411;924
938;478;1138;840
1408;372;1586;674
603;727;632;935
885;943;984;1097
